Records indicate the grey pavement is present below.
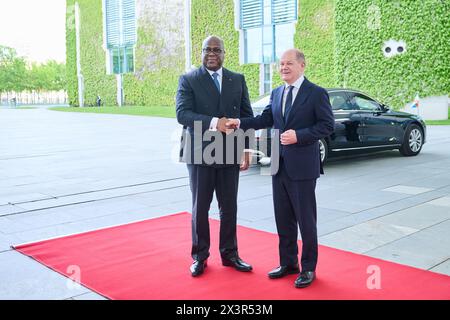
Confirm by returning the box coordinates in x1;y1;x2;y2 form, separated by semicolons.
0;107;449;299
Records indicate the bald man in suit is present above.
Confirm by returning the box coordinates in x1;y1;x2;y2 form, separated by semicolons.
227;49;335;288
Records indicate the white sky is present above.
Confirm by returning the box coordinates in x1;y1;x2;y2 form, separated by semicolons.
0;0;66;63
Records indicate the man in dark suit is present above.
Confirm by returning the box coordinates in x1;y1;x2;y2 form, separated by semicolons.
227;49;335;288
176;36;254;277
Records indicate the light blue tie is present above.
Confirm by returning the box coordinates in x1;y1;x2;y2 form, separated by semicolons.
212;72;220;93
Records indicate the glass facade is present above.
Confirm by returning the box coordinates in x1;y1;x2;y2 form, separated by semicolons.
239;0;297;94
104;0;136;74
239;0;297;64
111;46;135;74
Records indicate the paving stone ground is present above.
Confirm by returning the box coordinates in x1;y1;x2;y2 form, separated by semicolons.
0;107;449;299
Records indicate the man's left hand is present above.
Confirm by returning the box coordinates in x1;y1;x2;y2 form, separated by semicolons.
280;129;297;145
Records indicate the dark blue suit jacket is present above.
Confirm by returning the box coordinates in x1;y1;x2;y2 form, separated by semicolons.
240;78;335;180
176;66;254;166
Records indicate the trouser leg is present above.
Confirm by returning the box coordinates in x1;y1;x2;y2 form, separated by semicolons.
187;164;215;261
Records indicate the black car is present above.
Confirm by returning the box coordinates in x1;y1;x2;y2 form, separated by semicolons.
252;89;426;164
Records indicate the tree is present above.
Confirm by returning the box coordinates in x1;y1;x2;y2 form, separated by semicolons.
28;60;67;92
0;45;67;95
0;45;27;94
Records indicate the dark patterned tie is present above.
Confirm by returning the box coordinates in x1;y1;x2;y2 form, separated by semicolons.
284;85;294;121
212;72;220;93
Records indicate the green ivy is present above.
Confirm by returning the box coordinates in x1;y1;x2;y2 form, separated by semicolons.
123;18;185;106
65;0;184;107
66;0;116;106
335;0;449;108
292;0;337;88
65;0;260;107
66;0;77;106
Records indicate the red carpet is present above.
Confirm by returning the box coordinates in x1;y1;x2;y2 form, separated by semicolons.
13;212;450;300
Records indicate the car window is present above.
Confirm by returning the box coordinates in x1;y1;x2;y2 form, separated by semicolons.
329;92;353;110
351;94;381;111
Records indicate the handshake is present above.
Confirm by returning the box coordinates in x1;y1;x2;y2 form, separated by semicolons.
217;117;240;134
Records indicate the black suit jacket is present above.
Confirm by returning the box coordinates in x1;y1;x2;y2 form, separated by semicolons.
176;66;254;167
240;77;335;180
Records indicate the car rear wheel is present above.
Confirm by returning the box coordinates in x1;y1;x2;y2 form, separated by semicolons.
399;124;423;156
319;138;328;164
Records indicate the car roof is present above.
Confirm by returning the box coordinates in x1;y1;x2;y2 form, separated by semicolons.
251;88;384;109
326;88;362;94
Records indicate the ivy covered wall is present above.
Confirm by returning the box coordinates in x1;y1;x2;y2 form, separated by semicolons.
66;0;116;106
335;0;449;108
294;0;336;88
65;1;77;106
123;0;185;106
66;0;185;107
66;0;336;107
66;0;448;108
191;0;336;94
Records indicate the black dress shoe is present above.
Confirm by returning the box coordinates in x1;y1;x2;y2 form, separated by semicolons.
190;260;207;277
268;265;300;279
294;271;316;288
222;257;252;272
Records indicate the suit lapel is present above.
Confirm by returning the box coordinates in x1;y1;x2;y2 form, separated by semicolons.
293;77;312;106
220;68;233;114
199;66;220;101
285;77;312;124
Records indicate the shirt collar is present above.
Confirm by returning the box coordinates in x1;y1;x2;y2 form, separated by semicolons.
285;74;304;90
206;67;223;78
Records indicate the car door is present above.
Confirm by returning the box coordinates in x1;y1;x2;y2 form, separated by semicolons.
348;92;398;146
328;91;365;150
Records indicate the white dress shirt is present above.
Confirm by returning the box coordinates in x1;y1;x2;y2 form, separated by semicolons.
234;74;305;129
282;75;304;116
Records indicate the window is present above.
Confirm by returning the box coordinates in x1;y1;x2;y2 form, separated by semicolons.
240;0;263;29
238;0;297;94
239;0;297;64
244;28;262;64
274;23;294;58
329;92;350;111
111;46;134;74
103;0;137;74
351;94;381;111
